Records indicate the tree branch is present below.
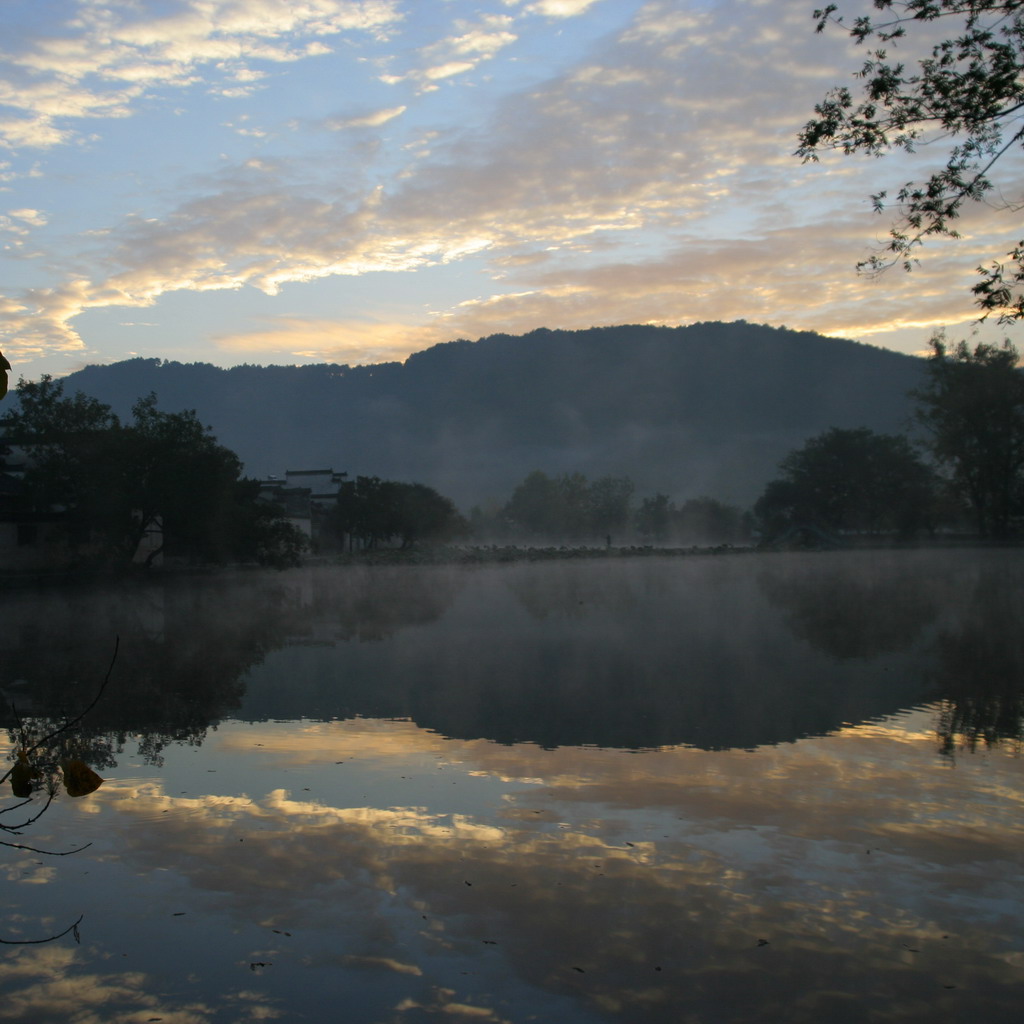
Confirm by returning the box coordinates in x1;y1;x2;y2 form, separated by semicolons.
0;914;83;946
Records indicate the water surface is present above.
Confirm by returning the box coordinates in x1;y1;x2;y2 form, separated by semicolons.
1;550;1022;1022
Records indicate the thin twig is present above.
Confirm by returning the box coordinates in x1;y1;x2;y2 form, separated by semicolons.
0;839;92;856
0;791;56;833
23;637;120;760
0;914;83;945
0;636;120;787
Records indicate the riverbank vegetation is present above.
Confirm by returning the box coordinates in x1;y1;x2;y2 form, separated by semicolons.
1;335;1021;572
1;376;306;569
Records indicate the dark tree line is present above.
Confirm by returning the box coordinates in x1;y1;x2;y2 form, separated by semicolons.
754;427;939;539
470;470;747;546
6;332;1020;562
501;471;635;540
913;337;1024;537
1;376;306;567
635;494;749;545
330;475;468;551
755;338;1024;541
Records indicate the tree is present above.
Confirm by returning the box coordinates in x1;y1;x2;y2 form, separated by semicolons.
912;336;1024;536
391;482;468;548
754;426;937;537
588;475;635;538
332;475;466;550
0;378;304;566
503;470;563;537
121;394;250;565
503;470;635;540
0;375;121;549
636;493;675;542
231;479;309;568
0;350;9;401
798;2;1024;318
675;497;748;545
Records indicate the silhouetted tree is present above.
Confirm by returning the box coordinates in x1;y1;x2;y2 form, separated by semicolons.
754;426;937;537
636;493;675;542
675;497;748;544
0;376;120;548
559;471;591;538
799;1;1024;319
503;470;634;540
588;475;635;537
391;482;468;548
231;479;308;568
118;394;250;564
912;336;1024;537
503;470;563;537
332;475;466;549
0;378;303;566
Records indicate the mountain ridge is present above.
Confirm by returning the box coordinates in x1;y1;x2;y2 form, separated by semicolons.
62;322;925;508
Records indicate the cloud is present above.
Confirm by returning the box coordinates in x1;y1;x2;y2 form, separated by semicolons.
426;212;1007;344
323;105;407;130
528;0;604;17
386;14;518;90
211;314;445;364
7;208;47;227
1;0;1016;368
0;0;403;151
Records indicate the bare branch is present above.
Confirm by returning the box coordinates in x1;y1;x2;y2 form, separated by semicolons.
0;915;84;946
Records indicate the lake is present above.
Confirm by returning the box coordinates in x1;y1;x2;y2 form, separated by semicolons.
1;549;1022;1023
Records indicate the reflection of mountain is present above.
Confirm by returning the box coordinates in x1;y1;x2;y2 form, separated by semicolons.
6;552;1022;756
236;555;969;750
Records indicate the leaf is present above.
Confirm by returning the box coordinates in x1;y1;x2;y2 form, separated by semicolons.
10;751;40;798
10;761;35;798
61;760;103;798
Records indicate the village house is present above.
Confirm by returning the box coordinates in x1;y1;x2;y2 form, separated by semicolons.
258;468;347;552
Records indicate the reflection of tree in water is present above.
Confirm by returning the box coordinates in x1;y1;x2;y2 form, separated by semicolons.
505;561;663;622
758;553;1024;754
9;557;1023;756
757;555;942;660
0;574;298;766
931;568;1024;755
1;568;465;766
287;565;462;643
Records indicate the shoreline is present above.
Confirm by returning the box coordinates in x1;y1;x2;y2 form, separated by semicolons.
1;534;1017;588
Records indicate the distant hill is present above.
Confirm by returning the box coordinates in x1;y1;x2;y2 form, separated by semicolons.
62;322;925;509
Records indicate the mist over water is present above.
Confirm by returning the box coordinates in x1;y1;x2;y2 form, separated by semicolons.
1;550;1013;752
1;550;1022;1023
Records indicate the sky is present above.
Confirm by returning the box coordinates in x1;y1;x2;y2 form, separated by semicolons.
0;0;1020;383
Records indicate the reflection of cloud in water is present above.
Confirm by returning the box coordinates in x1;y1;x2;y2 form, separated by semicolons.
0;945;256;1023
2;553;1023;1022
58;715;1024;1024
